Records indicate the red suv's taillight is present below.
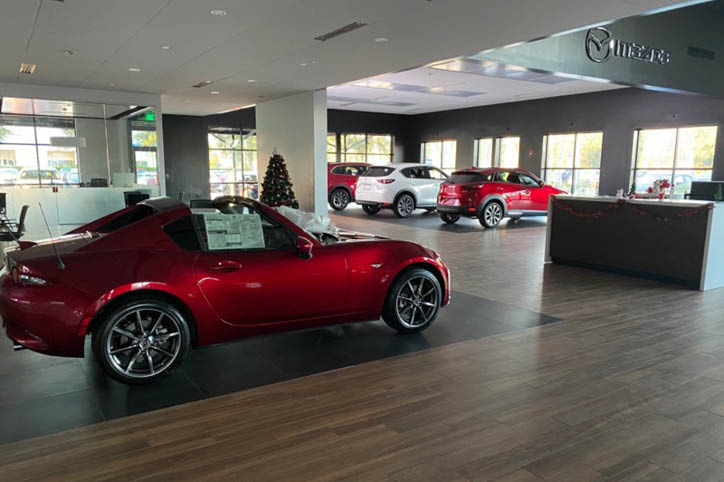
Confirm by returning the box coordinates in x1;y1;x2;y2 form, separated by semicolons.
376;179;395;184
462;183;484;190
11;265;48;286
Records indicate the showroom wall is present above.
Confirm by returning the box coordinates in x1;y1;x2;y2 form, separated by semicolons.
404;88;724;195
163;108;408;199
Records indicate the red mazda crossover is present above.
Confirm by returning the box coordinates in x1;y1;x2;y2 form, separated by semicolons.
437;168;566;228
1;197;449;384
328;162;371;210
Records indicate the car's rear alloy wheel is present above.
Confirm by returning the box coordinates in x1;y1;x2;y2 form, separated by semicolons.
92;300;190;384
394;194;415;218
480;201;503;228
383;268;441;333
330;189;350;211
440;213;460;224
362;204;381;215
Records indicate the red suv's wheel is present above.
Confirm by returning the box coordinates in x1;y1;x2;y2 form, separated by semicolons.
479;201;504;228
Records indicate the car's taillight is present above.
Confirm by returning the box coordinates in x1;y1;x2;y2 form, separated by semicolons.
11;265;48;286
462;184;484;189
376;179;395;184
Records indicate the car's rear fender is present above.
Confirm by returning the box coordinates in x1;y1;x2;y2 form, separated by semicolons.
477;194;509;217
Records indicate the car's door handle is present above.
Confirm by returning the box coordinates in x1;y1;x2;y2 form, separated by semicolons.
211;260;243;272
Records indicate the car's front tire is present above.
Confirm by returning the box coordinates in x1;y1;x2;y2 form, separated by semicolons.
329;188;350;211
362;204;381;215
394;193;416;218
479;201;504;228
440;213;460;224
92;298;191;385
383;268;442;334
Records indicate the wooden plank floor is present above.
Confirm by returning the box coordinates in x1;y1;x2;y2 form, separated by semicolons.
3;211;724;481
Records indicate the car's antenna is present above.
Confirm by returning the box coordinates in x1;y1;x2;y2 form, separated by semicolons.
38;202;65;270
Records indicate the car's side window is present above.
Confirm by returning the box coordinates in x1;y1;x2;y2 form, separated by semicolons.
401;167;417;179
331;166;346;175
498;171;522;184
518;174;539;186
170;208;296;253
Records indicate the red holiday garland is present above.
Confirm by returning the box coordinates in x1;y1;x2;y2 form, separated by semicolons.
551;197;713;222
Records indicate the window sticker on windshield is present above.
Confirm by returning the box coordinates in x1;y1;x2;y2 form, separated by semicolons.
202;213;265;250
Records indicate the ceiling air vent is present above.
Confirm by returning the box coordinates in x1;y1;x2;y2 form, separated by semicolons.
314;21;367;41
191;80;213;88
19;63;36;75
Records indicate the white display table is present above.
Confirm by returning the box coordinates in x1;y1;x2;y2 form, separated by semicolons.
545;195;724;291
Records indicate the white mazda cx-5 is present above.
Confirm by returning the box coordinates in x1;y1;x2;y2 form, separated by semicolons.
355;163;449;218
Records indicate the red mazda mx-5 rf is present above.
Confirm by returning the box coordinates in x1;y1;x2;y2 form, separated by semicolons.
437;167;566;228
1;197;450;384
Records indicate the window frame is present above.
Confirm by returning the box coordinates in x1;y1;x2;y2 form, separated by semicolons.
474;136;521;168
630;124;719;194
542;130;604;195
338;133;394;165
420;139;457;174
207;127;258;199
0;115;78;186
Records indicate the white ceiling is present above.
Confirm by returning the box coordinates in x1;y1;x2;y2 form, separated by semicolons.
327;63;626;115
0;0;687;116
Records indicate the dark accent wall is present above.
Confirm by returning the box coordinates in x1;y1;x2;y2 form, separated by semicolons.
163;107;409;199
406;88;724;195
164;88;724;200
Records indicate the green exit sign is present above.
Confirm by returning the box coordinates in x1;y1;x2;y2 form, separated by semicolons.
144;111;155;122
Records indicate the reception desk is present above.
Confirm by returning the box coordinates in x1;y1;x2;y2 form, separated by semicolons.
545;196;724;290
3;185;160;241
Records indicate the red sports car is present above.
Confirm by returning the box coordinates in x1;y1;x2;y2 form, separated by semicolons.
1;197;449;384
327;162;370;210
437;168;566;228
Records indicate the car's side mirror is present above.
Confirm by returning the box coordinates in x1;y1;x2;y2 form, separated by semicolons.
538;179;545;187
296;236;314;259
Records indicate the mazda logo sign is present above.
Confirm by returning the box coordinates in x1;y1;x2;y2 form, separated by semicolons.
585;27;612;63
584;27;671;65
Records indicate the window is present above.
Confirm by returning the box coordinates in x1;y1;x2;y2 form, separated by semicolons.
421;140;456;174
331;165;366;176
327;134;338;162
131;116;158;186
543;132;603;195
362;166;395;177
341;133;393;165
0;115;77;186
474;137;520;168
427;167;448;180
448;172;495;184
631;126;718;194
208;128;258;200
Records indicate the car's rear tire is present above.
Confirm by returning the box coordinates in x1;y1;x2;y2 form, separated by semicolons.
92;298;191;385
383;268;442;334
362;204;381;215
394;193;416;218
440;213;460;224
479;201;504;228
329;188;350;211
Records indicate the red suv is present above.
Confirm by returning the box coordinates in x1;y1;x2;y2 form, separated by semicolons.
328;162;371;210
436;167;566;228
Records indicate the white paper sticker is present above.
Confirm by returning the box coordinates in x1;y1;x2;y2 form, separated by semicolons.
202;213;265;250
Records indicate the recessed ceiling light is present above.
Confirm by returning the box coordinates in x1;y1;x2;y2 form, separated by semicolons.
161;45;172;50
210;9;227;16
129;67;141;72
374;37;389;43
19;63;36;74
108;83;115;87
430;86;445;92
63;49;77;56
299;63;308;67
184;100;191;104
248;79;256;83
210;91;220;95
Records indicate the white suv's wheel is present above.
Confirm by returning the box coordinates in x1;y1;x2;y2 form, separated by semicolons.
394;193;415;218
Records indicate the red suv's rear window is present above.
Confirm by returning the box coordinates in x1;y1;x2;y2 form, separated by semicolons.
448;172;494;184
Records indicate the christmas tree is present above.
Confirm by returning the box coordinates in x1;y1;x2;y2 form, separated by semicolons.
260;151;299;208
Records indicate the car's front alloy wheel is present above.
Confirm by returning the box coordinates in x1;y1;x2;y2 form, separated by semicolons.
480;201;503;228
394;193;415;218
329;189;350;211
383;268;441;333
92;299;190;384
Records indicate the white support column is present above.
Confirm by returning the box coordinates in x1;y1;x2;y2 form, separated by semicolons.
256;90;328;216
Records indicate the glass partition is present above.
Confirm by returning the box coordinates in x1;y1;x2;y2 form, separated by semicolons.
0;97;157;187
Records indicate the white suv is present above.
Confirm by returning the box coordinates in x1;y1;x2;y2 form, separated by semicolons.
355;163;449;218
